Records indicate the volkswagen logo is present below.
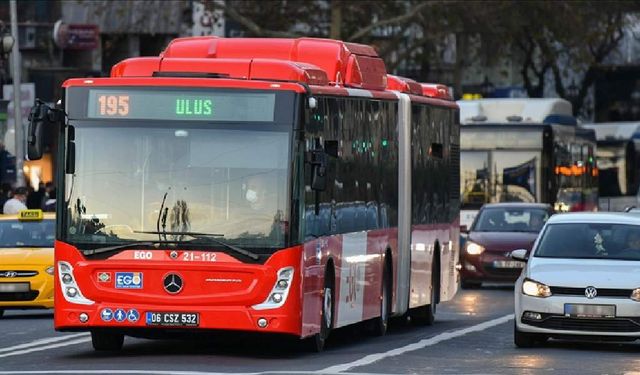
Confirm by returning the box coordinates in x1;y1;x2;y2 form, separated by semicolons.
585;286;597;299
1;271;17;278
163;273;183;294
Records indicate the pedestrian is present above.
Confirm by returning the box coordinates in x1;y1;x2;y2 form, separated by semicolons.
42;181;56;212
3;186;28;214
0;183;11;209
27;183;45;209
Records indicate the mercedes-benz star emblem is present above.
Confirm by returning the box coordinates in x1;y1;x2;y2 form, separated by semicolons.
585;286;597;299
163;273;183;294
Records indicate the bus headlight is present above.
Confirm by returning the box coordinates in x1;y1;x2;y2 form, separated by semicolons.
57;261;94;305
465;241;485;255
522;279;552;298
252;267;294;310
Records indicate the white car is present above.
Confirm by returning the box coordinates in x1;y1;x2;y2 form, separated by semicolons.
513;212;640;347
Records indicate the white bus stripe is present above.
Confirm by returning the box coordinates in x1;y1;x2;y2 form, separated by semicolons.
0;337;90;359
0;333;89;354
318;314;514;373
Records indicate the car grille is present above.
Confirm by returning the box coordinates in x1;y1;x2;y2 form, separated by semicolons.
0;270;38;278
525;316;640;332
550;286;633;298
0;291;39;301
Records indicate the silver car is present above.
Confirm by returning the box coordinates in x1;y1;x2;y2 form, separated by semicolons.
513;212;640;347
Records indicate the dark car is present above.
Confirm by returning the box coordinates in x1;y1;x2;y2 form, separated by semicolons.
460;203;553;288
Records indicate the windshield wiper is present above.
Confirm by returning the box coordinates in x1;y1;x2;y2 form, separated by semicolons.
135;231;260;260
82;241;176;256
156;191;169;242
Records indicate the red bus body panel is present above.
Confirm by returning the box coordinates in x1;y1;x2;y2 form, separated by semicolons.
55;241;304;335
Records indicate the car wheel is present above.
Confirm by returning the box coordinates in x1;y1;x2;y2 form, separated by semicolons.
91;331;124;351
514;322;541;348
371;259;391;336
307;266;334;352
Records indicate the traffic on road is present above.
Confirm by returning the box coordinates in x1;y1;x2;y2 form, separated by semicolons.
3;5;640;373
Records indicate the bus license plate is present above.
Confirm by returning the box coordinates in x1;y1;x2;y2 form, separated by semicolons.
564;304;615;318
145;312;199;327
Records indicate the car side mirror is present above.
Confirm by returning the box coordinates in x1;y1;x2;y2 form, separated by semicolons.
510;249;528;262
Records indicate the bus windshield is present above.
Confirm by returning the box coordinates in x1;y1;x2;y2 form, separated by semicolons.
64;121;291;251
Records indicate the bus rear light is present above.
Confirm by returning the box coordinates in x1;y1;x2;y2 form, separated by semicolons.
252;267;294;311
57;261;94;305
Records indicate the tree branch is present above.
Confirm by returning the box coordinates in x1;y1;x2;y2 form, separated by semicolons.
347;2;432;41
212;0;300;38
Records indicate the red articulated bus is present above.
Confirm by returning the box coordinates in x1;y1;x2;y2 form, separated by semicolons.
27;37;460;352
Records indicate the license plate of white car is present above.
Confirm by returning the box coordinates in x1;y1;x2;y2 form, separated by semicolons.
564;304;615;318
493;260;523;268
0;282;29;292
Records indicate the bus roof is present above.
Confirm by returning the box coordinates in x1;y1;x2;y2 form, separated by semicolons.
457;98;575;125
580;122;640;141
64;37;457;105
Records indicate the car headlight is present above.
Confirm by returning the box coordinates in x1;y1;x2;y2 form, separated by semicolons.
522;278;552;298
631;288;640;302
45;266;55;275
465;241;485;255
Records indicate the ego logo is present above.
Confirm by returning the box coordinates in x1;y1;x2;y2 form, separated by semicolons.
115;272;143;289
133;251;153;260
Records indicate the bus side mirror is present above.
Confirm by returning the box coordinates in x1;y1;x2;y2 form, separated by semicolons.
27;99;63;161
27;101;48;160
311;150;327;191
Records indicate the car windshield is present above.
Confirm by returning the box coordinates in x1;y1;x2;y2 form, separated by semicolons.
0;219;55;247
472;207;549;232
535;223;640;260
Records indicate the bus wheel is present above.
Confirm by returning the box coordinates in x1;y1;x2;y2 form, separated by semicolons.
371;259;391;336
308;267;334;352
91;331;124;351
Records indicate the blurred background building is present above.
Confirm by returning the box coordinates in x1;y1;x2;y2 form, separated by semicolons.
0;0;638;188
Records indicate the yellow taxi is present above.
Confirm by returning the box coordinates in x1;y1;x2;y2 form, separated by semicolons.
0;209;55;318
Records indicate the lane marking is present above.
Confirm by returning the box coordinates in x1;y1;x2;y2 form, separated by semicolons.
318;313;515;373
0;372;384;375
0;333;89;354
0;316;513;374
0;337;90;359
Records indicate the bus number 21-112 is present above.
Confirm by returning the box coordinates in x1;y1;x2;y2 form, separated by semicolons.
97;95;130;116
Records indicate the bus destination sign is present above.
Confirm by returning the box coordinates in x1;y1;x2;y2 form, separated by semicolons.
87;89;275;122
